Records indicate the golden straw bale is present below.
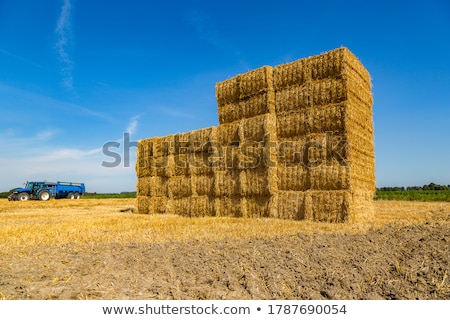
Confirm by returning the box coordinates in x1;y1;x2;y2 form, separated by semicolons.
276;192;306;220
152;155;175;177
241;196;272;218
136;176;152;197
310;78;347;107
189;127;217;153
214;169;240;196
276;111;308;138
305;191;350;223
191;195;215;217
238;90;275;119
214;196;241;217
150;196;169;214
240;113;276;143
136;196;150;215
277;164;308;191
273;58;310;90
238;66;273;99
168;197;190;216
216;76;239;106
240;168;271;196
275;82;311;113
149;176;169;197
218;102;241;124
153;135;175;158
307;104;346;134
192;174;215;196
309;162;349;190
173;153;190;176
216;121;241;146
174;132;190;154
168;175;192;198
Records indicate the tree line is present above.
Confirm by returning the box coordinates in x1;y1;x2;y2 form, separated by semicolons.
377;182;450;192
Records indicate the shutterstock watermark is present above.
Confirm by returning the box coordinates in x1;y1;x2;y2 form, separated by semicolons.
101;132;348;169
102;133;137;168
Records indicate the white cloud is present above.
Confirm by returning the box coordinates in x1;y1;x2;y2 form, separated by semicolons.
55;0;74;92
35;129;58;141
126;115;140;136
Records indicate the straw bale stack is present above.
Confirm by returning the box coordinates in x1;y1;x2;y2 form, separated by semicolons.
216;66;275;124
136;47;374;223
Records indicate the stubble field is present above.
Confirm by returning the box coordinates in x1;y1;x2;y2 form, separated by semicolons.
0;199;449;300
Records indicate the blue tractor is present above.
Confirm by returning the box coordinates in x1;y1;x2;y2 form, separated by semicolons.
8;181;86;201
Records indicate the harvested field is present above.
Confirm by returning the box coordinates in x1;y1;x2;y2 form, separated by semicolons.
0;199;449;299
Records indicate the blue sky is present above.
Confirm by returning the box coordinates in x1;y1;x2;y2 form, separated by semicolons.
0;0;449;193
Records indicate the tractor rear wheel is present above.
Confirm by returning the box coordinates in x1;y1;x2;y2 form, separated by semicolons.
38;190;51;201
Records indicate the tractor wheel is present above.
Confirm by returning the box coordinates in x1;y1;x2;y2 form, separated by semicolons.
17;192;30;201
38;190;51;201
67;192;75;199
74;193;81;199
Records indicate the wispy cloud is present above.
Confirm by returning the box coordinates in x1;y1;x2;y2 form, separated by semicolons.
35;129;59;141
126;115;140;136
55;0;75;92
0;48;43;69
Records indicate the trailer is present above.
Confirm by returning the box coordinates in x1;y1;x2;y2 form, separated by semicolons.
8;181;86;201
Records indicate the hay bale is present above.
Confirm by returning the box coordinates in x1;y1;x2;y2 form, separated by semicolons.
309;163;349;190
191;195;215;217
215;196;241;217
218;102;241;124
239;90;275;120
276;192;305;220
276;111;308;138
238;65;273;99
136;196;150;215
305;190;350;223
275;82;311;113
310;78;346;107
173;153;190;176
136;176;152;196
168;176;192;198
168;197;190;216
153;135;175;158
241;196;272;218
216;121;241;146
240;113;276;143
136;138;154;178
174;132;190;154
214;169;240;196
277;164;308;191
189;127;217;153
152;155;175;177
150;196;169;214
273;58;310;90
149;176;169;197
192;174;215;196
240;168;271;196
216;76;239;106
136;46;375;223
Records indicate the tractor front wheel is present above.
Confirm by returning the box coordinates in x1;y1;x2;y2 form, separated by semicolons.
17;192;30;201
